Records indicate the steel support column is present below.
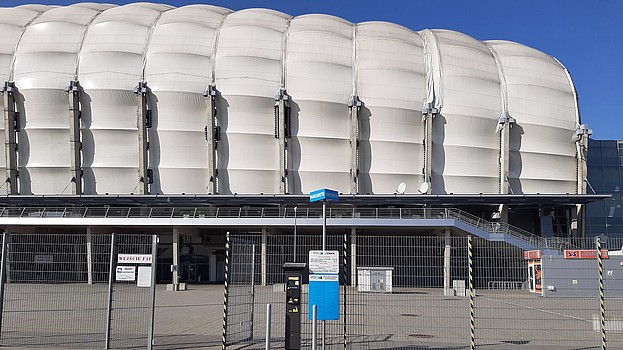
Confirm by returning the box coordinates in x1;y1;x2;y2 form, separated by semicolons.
2;82;18;194
422;111;435;194
172;227;180;290
204;85;218;194
275;89;290;194
443;229;452;296
67;80;82;194
348;96;361;194
497;114;514;223
573;124;591;237
350;227;357;286
134;82;150;194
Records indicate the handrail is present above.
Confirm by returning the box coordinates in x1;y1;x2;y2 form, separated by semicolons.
1;205;557;249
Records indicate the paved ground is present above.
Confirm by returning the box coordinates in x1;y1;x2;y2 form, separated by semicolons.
1;284;623;349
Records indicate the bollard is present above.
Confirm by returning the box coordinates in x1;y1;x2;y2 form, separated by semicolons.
265;304;271;350
312;305;318;350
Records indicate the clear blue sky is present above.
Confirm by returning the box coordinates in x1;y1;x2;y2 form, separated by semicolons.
3;0;622;140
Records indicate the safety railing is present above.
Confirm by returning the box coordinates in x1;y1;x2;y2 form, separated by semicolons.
0;206;553;249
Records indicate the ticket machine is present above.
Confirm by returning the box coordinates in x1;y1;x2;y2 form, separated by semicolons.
282;262;306;350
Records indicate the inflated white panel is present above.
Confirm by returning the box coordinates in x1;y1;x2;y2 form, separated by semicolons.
432;30;501;194
151;92;209;194
215;9;289;194
0;7;42;178
77;4;169;194
146;5;231;92
287;15;353;193
488;40;577;194
79;4;169;90
293;101;351;193
17;90;69;194
145;5;230;194
357;22;426;194
0;7;43;81
85;89;138;194
217;95;280;194
288;15;353;104
0;4;583;196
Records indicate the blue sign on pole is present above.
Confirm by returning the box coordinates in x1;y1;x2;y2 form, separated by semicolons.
308;274;340;320
309;188;339;203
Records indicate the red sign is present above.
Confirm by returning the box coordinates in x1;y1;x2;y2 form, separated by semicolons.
564;250;609;259
523;250;542;260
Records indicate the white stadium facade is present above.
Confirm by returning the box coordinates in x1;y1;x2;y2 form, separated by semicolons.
0;3;607;284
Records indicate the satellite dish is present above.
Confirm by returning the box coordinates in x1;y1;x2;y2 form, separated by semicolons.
396;182;407;194
418;182;429;194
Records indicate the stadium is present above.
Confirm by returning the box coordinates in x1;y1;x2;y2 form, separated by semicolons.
0;2;608;284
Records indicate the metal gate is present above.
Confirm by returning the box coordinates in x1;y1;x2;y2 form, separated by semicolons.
0;232;157;349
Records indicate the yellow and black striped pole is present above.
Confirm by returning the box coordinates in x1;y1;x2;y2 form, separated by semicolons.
343;233;347;350
468;236;475;350
222;232;231;350
596;237;606;350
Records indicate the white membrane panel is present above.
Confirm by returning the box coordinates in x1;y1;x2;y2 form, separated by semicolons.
145;5;231;194
488;41;578;194
287;15;353;194
431;30;501;194
357;22;426;194
215;9;290;194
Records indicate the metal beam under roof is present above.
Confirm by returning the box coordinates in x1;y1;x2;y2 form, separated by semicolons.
0;193;610;207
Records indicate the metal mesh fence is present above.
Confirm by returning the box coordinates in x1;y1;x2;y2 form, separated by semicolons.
0;232;157;349
225;233;623;350
0;233;110;348
109;234;156;350
225;233;345;349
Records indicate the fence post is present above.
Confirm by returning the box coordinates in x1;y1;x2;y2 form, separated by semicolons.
0;232;8;338
250;243;256;340
596;237;606;350
222;232;231;350
105;233;116;349
265;304;271;350
343;233;347;350
147;235;158;350
468;236;475;350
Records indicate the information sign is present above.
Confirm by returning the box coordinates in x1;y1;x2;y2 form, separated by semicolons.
115;266;136;281
309;188;339;203
118;254;152;264
137;266;152;287
564;249;609;259
308;274;340;320
309;250;339;274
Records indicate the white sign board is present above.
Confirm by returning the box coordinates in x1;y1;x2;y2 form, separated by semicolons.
118;254;152;264
115;266;136;281
308;250;340;274
309;274;339;282
137;266;152;287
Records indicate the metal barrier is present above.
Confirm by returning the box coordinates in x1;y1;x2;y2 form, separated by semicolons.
0;232;157;349
224;234;623;349
0;206;551;249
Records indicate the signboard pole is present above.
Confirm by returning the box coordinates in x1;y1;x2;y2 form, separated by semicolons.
309;188;339;350
322;201;326;251
321;200;326;350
